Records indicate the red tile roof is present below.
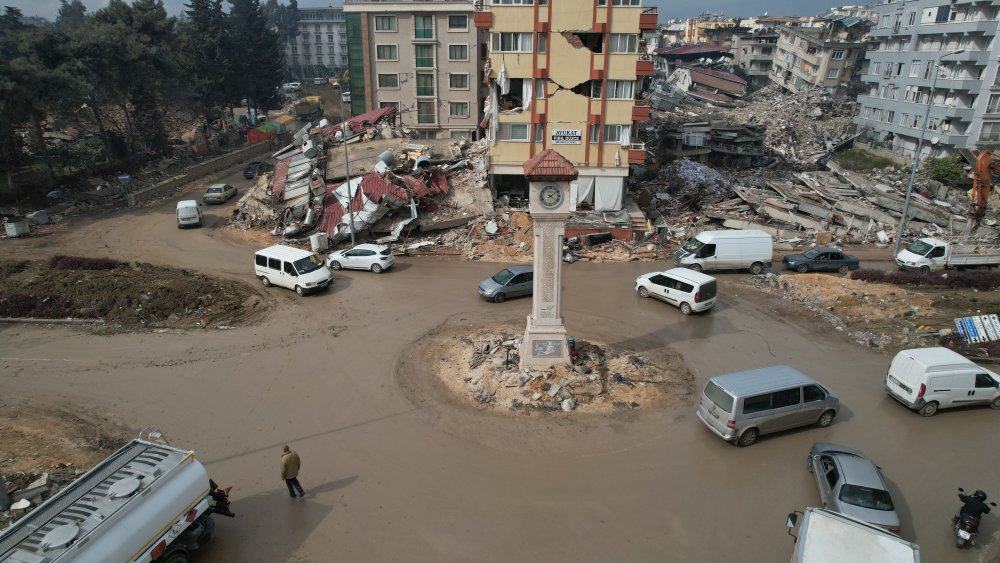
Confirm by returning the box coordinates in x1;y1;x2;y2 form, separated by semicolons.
523;149;578;181
320;106;397;140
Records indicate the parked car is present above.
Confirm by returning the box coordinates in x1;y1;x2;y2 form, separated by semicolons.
783;247;860;274
478;265;532;303
884;346;1000;416
807;443;901;535
202;183;237;204
341;91;351;103
243;161;272;179
635;267;717;315
326;243;395;273
282;82;302;93
313;77;327;85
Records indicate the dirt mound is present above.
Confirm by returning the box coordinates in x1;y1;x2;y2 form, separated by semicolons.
0;259;268;331
744;272;1000;353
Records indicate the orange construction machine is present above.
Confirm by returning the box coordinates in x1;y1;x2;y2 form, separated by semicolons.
971;150;1000;220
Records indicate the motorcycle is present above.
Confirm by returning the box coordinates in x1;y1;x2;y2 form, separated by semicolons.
954;487;997;548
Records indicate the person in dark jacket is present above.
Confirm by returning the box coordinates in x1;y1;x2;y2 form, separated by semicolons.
281;445;305;498
955;490;991;528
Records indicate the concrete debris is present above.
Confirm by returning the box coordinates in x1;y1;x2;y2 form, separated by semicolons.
1;465;84;529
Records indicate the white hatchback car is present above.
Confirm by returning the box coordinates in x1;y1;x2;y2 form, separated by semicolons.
635;267;717;315
327;243;395;273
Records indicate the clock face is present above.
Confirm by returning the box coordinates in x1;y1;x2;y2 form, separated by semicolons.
538;184;563;209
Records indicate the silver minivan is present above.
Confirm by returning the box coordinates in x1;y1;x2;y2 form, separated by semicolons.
696;365;839;447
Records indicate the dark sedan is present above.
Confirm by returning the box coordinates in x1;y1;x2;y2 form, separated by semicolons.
782;247;860;274
243;161;273;179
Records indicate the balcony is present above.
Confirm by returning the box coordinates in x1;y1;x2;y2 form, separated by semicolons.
639;7;657;31
474;12;493;29
628;143;647;165
415;57;434;68
631;99;650;122
636;55;653;77
916;19;997;36
414;28;435;41
416;86;435;97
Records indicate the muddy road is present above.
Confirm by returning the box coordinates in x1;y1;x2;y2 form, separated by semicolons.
2;178;998;562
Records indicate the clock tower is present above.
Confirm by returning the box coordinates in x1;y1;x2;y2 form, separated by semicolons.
520;149;577;369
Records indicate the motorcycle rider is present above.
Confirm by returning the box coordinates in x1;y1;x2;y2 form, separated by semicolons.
955;490;992;527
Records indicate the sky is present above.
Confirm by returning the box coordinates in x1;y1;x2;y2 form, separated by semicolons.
10;0;849;23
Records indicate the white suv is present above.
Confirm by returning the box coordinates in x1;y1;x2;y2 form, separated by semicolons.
635;267;717;315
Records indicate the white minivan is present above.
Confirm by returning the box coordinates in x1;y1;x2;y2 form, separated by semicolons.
634;267;717;315
254;245;332;296
673;229;773;274
884;347;1000;416
176;200;203;228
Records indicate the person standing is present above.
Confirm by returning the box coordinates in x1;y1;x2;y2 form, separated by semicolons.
280;445;305;498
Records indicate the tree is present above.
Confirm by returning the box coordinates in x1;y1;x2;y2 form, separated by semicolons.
56;0;88;28
178;0;231;124
227;0;283;111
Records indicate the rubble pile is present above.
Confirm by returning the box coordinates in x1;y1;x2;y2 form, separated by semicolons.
653;159;733;213
722;85;858;166
433;330;693;414
2;467;83;529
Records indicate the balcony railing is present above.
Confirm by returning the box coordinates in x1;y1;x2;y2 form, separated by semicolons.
414;28;434;39
416;86;435;96
415;57;434;68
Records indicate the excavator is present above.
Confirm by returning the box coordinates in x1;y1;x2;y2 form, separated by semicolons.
971;150;1000;226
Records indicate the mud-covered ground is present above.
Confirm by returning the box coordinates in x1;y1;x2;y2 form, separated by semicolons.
0;259;268;331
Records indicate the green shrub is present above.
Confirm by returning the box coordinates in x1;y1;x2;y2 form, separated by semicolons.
924;156;967;187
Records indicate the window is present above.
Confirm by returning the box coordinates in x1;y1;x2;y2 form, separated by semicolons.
872;62;881;75
772;388;801;409
491;32;532;52
907;11;915;25
283;261;296;275
988;94;1000;113
742;394;772;414
821;458;839;489
314;34;321;43
449;102;469;118
375;44;398;61
499;123;530;141
415;45;434;67
590;81;602;99
255;254;267;267
327;34;334;42
374;15;396;31
589;124;626;144
830;49;844;61
377;74;399;88
448;15;468;30
533;123;544;142
450;130;475;140
606;80;634;99
909;61;920;77
983;123;1000;142
448;44;469;61
416;73;435;96
490;0;536;4
537;32;547;53
449;73;470;89
417;101;436;124
608;34;638;53
704;381;735;413
826;68;840;79
976;373;998;388
414;15;434;39
803;385;827;403
379;101;400;110
535;78;545;98
268;257;280;270
839;485;895;511
880;15;890;28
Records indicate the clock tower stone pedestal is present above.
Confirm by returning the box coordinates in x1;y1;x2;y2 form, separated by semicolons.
519;150;577;370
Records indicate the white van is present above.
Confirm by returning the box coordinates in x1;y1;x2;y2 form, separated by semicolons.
884;347;1000;416
176;200;202;228
634;267;717;315
673;229;773;274
254;245;332;296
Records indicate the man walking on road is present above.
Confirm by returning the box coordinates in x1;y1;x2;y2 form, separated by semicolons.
281;445;305;498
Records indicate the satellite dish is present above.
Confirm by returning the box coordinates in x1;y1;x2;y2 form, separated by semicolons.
930;136;940;145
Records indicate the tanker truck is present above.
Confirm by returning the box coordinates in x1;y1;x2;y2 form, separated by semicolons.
0;437;233;563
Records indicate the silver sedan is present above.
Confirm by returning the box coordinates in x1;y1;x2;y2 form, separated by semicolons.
807;443;901;535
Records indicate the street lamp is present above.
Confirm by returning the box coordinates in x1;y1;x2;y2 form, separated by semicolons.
333;83;355;246
893;49;965;256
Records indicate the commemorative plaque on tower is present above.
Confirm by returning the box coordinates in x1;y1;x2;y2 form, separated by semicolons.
519;149;577;369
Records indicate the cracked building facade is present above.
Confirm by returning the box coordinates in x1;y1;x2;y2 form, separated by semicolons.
476;0;656;210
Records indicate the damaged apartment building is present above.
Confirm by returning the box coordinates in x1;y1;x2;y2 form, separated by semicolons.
475;0;657;217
